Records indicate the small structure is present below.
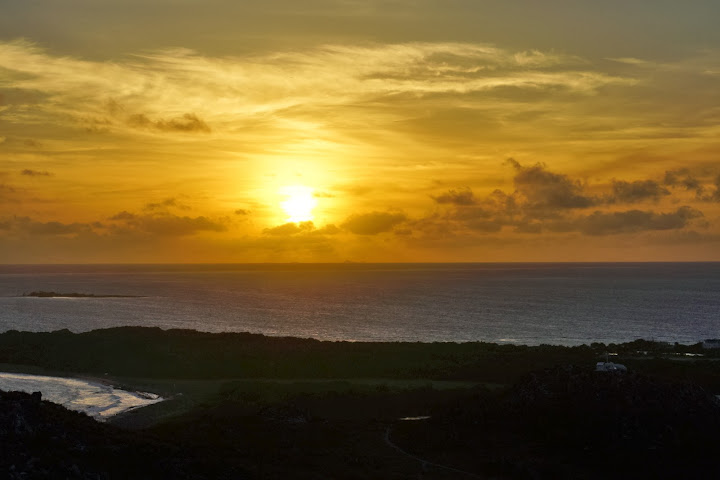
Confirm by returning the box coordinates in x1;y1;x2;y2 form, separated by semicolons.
702;339;720;350
595;361;627;372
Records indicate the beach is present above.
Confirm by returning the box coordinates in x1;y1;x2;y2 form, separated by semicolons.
0;371;163;421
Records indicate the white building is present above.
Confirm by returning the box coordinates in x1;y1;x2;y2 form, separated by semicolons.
595;362;627;372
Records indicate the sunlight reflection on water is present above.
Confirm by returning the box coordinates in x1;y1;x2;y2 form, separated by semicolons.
1;263;719;345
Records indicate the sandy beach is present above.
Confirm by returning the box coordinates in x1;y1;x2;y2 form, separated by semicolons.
0;371;163;421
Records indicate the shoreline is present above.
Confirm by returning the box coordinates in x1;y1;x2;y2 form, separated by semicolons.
1;325;718;348
0;370;164;421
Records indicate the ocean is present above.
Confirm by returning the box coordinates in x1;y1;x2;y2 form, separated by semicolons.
0;263;718;346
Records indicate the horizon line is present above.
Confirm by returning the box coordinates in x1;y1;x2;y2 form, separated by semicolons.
2;261;720;266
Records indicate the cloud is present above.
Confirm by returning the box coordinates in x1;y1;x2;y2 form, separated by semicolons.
579;207;703;236
436;188;519;220
464;219;504;233
263;221;315;236
662;168;720;201
262;221;340;237
1;39;718;260
313;223;341;235
663;169;704;195
484;189;520;216
0;40;716;171
431;188;476;205
427;162;592;227
20;169;52;177
610;179;670;203
144;197;190;211
341;211;406;235
25;221;92;235
127;113;211;133
0;40;634;141
110;211;227;236
508;159;596;210
415;203;704;238
136;215;226;236
514;221;543;234
0;216;93;236
109;211;136;221
424;161;710;238
606;57;652;66
711;174;720;202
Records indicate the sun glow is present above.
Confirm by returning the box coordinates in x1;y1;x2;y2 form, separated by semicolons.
280;186;317;222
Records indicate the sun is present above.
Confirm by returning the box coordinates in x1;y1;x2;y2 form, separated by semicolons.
280;185;317;222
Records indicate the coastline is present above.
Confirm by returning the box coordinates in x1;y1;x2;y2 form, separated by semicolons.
0;370;164;421
1;327;719;479
1;327;717;402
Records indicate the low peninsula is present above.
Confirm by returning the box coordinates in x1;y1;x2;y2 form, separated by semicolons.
20;291;144;298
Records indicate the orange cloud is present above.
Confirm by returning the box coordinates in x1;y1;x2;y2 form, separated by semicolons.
341;212;407;235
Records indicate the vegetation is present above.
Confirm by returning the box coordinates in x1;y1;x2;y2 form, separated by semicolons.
0;327;718;388
1;327;719;478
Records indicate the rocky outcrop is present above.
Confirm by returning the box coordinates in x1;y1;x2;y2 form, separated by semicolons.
0;389;242;479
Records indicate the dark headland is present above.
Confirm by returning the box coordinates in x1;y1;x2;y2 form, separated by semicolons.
19;291;145;298
1;327;719;479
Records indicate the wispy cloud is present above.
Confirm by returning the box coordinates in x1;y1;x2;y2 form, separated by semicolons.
1;38;719;261
127;113;211;133
3;39;717;174
0;40;635;136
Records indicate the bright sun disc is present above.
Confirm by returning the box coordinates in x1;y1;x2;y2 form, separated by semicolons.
280;186;317;222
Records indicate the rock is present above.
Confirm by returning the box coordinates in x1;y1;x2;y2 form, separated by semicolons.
0;389;233;479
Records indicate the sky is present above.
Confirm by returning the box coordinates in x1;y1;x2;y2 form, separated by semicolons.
1;0;719;263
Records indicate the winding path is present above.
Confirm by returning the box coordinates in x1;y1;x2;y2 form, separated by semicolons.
384;425;484;479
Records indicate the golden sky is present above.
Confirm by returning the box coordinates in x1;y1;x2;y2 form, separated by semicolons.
1;1;719;262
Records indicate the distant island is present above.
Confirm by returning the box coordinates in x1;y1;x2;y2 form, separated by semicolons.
20;291;144;298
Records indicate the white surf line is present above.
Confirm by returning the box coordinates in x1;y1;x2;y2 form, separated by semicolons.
383;426;484;479
0;372;163;421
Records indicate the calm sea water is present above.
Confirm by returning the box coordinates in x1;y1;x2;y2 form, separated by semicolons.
0;263;718;346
